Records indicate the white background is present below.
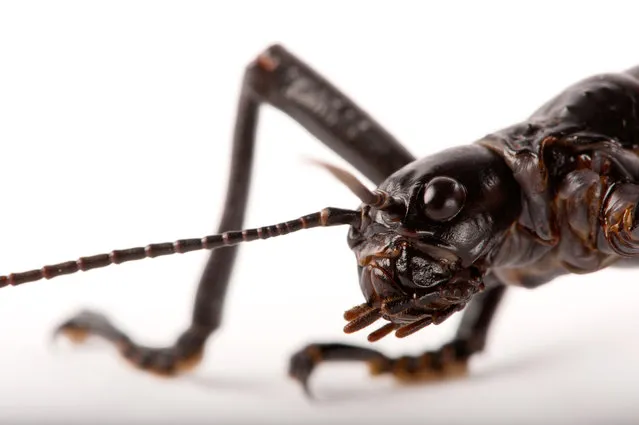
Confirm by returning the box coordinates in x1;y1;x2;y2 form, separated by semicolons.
1;1;639;424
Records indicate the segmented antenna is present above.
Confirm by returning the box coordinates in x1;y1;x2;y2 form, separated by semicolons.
0;207;359;289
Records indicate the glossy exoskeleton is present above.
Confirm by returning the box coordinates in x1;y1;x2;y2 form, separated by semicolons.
3;45;639;395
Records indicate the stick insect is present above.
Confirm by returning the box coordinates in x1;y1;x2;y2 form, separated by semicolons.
3;44;639;396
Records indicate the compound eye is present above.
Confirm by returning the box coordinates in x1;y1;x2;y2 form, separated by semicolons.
422;176;466;221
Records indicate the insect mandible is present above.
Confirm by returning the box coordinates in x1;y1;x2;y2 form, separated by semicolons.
3;44;639;396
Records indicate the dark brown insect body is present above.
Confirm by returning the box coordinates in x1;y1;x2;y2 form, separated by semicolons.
3;45;639;395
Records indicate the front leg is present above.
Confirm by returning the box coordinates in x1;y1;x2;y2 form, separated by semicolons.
53;44;415;377
289;284;506;395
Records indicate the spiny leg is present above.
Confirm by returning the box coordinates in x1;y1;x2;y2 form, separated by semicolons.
289;284;506;394
55;44;416;377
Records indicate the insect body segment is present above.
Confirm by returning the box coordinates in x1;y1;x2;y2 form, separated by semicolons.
5;44;639;395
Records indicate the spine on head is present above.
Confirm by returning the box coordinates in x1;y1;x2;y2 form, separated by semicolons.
0;207;359;288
